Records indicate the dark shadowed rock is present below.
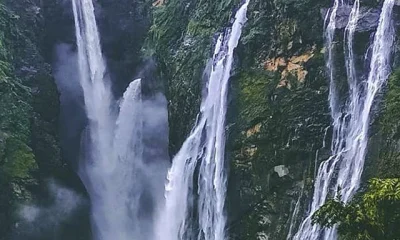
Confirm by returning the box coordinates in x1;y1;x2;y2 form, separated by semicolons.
322;5;381;32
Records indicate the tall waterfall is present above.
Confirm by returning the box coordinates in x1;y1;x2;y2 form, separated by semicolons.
325;0;343;120
155;1;250;240
71;0;115;169
293;0;395;239
72;1;168;239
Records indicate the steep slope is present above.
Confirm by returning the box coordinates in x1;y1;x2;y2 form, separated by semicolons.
1;0;400;239
146;0;330;239
0;0;71;239
145;0;400;239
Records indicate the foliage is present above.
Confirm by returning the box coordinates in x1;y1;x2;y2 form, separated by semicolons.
231;51;329;238
240;0;329;67
0;1;62;238
312;178;400;240
380;69;400;138
237;70;278;123
374;69;400;178
145;0;240;152
1;137;37;180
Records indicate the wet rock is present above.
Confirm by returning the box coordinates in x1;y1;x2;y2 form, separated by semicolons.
322;5;381;32
274;165;290;178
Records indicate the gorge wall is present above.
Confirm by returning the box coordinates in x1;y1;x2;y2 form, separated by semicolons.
146;0;331;239
0;0;400;240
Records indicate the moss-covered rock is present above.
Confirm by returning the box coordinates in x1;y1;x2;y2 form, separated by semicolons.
2;137;37;179
145;0;241;153
146;0;332;239
228;49;330;239
371;69;400;178
0;1;62;238
0;0;396;239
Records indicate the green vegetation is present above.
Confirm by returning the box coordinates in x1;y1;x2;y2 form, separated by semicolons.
146;0;240;152
313;178;400;240
374;69;400;178
0;1;61;238
0;3;35;180
0;0;399;239
381;69;400;136
2;137;37;179
146;0;334;238
0;3;35;238
230;58;329;239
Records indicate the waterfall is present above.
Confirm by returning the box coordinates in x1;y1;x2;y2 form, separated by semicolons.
71;2;120;238
155;1;250;240
293;0;395;239
72;1;168;239
324;0;343;120
71;0;115;170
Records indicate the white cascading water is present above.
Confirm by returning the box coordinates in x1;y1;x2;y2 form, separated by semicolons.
155;1;250;240
325;0;344;121
293;0;395;239
71;0;115;171
72;1;167;239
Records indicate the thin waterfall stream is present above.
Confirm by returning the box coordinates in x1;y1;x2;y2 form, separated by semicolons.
155;1;250;240
293;0;396;239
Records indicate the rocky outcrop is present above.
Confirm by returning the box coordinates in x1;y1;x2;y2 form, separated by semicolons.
152;0;165;7
95;0;152;93
264;49;316;88
331;5;381;32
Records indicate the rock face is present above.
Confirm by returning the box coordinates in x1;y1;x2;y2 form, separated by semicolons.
95;0;151;93
332;5;381;32
0;0;61;238
145;0;241;153
146;0;332;239
367;69;400;179
144;0;400;239
0;1;91;239
1;0;400;239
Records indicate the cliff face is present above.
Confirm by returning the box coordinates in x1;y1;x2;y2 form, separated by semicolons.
0;0;62;238
1;0;400;239
144;0;241;153
146;0;331;238
227;1;331;238
145;0;400;239
0;0;156;238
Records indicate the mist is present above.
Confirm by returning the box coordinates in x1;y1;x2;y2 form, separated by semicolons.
12;181;88;240
52;3;171;237
53;43;87;169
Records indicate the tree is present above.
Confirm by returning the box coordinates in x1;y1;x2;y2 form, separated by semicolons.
312;178;400;240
